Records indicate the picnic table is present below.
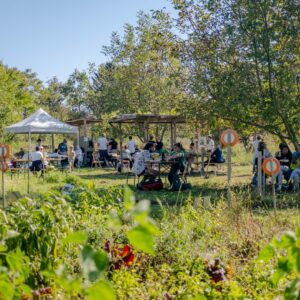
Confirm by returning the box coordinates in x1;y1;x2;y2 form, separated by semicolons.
149;160;176;180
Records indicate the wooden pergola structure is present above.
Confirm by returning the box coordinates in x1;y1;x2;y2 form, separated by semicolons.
66;118;102;138
109;114;186;160
66;117;102;165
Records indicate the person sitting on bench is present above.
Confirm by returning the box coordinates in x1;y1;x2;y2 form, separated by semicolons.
132;142;158;179
167;143;187;187
204;145;225;166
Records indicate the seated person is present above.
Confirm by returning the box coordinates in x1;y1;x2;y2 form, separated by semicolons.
167;143;187;187
275;143;293;191
132;142;158;178
288;144;300;188
30;146;44;174
108;138;118;153
14;148;25;159
47;148;60;158
204;145;225;165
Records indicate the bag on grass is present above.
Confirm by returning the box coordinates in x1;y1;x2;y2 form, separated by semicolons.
137;178;163;191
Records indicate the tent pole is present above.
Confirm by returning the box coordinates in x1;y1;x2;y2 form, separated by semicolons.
77;131;80;170
27;131;31;194
51;134;54;152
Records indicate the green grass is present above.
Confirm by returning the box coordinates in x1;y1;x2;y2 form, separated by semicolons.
2;149;300;212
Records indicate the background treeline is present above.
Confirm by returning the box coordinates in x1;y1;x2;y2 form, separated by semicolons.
1;0;300;145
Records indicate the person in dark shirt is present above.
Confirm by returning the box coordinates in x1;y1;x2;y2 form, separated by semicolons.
205;145;225;165
275;143;293;167
109;138;118;150
274;143;293;191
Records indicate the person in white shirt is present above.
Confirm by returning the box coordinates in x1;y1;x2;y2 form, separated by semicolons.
207;135;215;152
128;136;136;155
30;146;44;173
97;134;108;166
132;142;158;178
252;135;262;166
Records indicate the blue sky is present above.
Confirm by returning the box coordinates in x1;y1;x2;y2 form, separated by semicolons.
0;0;174;82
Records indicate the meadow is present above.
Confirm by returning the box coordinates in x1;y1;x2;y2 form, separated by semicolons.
1;145;300;299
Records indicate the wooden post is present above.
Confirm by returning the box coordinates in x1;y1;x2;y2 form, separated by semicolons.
143;122;148;143
1;158;5;210
227;129;231;208
173;122;177;144
257;152;262;197
170;122;174;149
119;123;123;169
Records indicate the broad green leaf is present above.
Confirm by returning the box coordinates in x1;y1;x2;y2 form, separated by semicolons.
93;250;109;273
87;280;116;300
273;232;296;249
80;245;108;282
127;225;154;255
64;231;87;244
272;269;284;286
124;187;135;210
0;279;14;300
258;245;275;262
6;250;24;272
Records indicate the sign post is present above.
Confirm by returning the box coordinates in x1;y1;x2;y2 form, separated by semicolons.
262;157;280;212
220;129;239;208
0;144;9;209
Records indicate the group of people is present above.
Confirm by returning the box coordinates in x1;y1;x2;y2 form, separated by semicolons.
251;135;300;191
11;138;83;175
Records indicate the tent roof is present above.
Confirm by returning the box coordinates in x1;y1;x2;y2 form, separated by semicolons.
109;114;186;124
6;108;79;134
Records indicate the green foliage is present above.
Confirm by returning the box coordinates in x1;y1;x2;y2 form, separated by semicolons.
259;228;300;299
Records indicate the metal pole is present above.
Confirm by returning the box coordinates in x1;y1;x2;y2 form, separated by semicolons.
227;129;232;208
51;134;55;152
119;123;123;170
270;160;277;212
257;152;262;197
27;131;31;194
1;159;5;210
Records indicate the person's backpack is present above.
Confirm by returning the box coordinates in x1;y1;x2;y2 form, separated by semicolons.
171;174;182;191
171;174;191;191
137;178;163;191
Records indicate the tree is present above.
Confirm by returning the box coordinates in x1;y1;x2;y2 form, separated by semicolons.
0;63;40;139
173;0;300;146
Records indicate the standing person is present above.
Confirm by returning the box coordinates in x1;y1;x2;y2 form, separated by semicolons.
30;146;44;174
128;136;136;155
252;135;262;167
36;138;42;148
251;141;271;187
68;145;76;172
58;139;68;168
98;134;108;167
207;135;215;153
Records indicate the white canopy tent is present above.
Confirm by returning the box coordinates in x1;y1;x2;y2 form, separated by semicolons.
6;108;79;135
6;108;79;193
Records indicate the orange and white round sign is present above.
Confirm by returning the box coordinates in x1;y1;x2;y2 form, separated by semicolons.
220;129;239;147
0;144;9;159
262;157;280;176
